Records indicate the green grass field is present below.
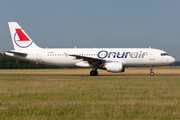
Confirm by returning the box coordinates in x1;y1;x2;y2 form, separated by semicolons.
0;69;180;119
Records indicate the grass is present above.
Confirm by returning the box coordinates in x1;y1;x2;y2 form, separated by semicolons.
0;73;180;119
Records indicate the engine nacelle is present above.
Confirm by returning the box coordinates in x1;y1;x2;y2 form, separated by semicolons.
105;62;125;73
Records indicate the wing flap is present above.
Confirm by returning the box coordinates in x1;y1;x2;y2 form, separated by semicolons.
70;54;105;63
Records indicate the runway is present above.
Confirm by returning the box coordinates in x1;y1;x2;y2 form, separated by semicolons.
1;75;180;77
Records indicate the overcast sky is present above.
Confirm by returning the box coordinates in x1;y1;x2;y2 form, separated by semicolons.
0;0;180;60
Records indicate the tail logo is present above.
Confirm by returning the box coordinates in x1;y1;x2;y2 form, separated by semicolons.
14;29;33;48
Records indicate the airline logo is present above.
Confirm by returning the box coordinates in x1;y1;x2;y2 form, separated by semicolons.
14;29;33;48
97;50;148;59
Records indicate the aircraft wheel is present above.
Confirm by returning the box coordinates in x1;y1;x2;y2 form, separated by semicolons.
90;71;95;76
95;71;98;76
90;70;98;76
150;72;154;76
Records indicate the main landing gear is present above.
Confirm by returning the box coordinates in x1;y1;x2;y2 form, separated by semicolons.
90;69;98;76
150;67;154;76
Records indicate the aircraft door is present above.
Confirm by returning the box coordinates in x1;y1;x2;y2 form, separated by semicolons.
149;49;155;60
37;50;42;61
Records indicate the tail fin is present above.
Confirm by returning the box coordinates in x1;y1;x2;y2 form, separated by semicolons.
8;22;40;50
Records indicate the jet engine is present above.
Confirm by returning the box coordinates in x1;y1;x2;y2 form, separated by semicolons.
105;62;125;73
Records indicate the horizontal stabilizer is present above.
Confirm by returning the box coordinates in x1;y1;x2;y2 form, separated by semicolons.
5;50;27;56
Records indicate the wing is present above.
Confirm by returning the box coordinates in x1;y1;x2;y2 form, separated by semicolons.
68;54;117;67
70;54;104;63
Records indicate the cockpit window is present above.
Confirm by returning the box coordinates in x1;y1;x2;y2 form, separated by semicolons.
161;53;169;56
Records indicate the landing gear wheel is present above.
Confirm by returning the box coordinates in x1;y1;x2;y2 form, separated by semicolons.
150;66;154;76
90;70;98;76
95;71;98;76
90;71;95;76
150;72;154;76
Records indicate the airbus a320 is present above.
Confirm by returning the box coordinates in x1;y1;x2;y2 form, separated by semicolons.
5;22;175;76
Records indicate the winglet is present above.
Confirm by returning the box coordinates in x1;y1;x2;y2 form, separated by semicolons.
64;52;69;57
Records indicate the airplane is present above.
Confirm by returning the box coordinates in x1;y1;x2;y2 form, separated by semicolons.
5;22;175;76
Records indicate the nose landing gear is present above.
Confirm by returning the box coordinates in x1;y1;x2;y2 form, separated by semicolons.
150;67;154;76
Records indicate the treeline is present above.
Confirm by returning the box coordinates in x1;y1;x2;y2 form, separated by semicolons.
171;61;180;66
0;53;59;69
0;53;179;69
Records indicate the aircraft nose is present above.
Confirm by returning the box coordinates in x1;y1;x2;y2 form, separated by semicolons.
169;56;175;64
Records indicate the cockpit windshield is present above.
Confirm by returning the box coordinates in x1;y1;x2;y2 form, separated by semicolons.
161;53;169;56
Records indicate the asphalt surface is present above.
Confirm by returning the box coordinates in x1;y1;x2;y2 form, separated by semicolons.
0;75;180;77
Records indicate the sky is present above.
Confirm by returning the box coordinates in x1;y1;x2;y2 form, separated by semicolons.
0;0;180;60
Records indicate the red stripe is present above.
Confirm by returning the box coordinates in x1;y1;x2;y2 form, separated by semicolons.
15;29;30;41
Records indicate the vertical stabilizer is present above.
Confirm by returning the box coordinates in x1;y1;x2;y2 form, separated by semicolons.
8;22;41;50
